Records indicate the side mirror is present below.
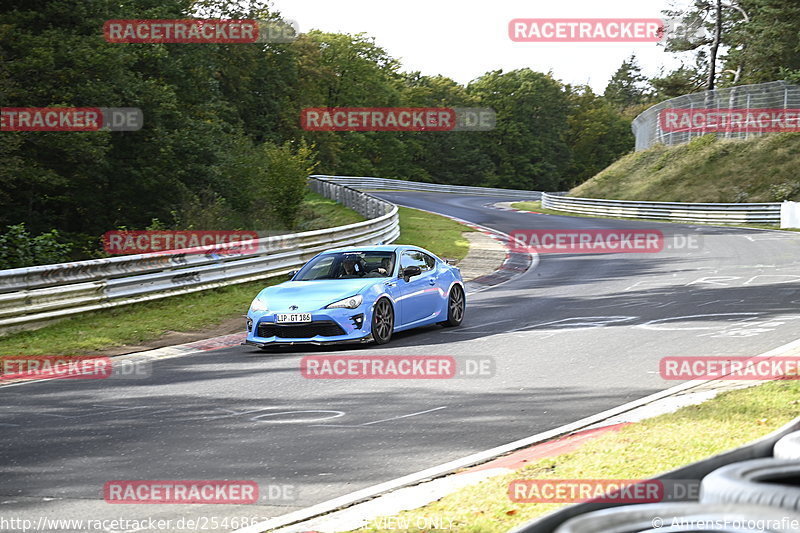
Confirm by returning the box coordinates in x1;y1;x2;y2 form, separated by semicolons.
401;265;422;281
287;270;298;279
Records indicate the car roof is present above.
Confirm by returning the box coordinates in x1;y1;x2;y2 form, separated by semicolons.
320;244;435;256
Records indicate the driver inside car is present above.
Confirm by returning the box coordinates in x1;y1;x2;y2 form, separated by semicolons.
339;255;364;278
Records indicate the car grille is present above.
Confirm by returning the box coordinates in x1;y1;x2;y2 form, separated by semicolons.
257;321;346;339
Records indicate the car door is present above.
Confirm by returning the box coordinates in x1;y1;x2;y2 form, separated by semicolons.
396;250;441;326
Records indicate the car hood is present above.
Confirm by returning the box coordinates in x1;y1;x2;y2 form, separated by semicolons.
261;278;381;311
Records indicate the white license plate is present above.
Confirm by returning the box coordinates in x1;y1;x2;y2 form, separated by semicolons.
275;313;312;323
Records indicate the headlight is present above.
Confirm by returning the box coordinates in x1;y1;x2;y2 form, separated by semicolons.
249;296;269;312
326;294;363;309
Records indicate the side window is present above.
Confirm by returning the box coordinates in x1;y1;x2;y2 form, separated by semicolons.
400;251;429;274
421;253;436;271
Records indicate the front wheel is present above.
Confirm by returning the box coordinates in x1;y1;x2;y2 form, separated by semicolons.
371;298;394;345
442;285;465;327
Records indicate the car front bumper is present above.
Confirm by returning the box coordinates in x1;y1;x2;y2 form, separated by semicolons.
246;307;372;346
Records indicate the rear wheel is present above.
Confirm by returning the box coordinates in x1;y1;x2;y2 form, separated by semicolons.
371;298;394;345
442;285;465;327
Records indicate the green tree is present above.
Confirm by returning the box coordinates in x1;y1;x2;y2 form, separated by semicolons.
650;65;707;99
467;69;571;191
604;55;652;109
0;224;72;269
723;0;800;84
565;86;634;187
261;141;318;228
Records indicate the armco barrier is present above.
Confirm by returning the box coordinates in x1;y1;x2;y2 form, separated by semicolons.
312;175;543;199
0;178;399;336
541;193;782;225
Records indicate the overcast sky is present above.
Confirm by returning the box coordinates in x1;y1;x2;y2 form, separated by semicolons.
268;0;692;94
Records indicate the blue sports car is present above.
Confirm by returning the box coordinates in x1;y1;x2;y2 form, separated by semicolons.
245;245;465;347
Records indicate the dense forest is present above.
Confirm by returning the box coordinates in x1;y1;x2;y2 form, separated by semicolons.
1;0;798;264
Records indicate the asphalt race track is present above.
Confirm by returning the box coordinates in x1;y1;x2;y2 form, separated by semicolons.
3;191;800;530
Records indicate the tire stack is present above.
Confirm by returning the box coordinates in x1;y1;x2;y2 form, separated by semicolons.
511;430;800;533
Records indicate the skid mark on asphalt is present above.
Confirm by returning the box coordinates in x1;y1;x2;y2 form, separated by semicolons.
0;404;453;430
564;299;668;310
456;319;516;331
34;405;148;419
311;406;448;428
250;410;345;424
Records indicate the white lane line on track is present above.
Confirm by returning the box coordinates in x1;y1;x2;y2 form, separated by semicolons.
311;406;447;428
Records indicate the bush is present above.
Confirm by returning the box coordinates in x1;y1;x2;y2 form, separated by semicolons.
769;181;800;202
0;224;73;269
261;141;318;228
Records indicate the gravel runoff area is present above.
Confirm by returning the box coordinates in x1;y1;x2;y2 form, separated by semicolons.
456;231;507;282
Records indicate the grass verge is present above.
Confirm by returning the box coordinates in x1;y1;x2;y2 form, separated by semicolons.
395;206;474;261
571;133;800;203
297;190;366;230
353;380;800;532
0;205;475;356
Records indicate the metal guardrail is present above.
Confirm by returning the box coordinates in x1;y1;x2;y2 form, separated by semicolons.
541;193;782;225
0;178;399;336
312;175;543;199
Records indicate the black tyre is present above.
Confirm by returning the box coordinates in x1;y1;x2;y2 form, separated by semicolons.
551;503;800;533
700;458;800;511
774;431;800;460
371;298;394;345
442;284;465;327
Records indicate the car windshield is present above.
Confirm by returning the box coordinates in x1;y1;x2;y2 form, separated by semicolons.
295;251;396;280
